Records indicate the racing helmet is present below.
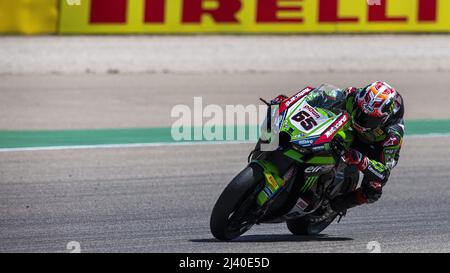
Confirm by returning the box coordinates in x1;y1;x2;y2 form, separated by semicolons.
352;81;397;132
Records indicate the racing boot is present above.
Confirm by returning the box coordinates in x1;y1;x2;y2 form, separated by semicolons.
330;188;368;213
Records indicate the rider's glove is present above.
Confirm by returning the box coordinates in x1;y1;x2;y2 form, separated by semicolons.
344;87;358;96
343;149;369;171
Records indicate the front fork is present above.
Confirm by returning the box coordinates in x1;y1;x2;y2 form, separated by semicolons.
252;158;344;217
250;159;288;207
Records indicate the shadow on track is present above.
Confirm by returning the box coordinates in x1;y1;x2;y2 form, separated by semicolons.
191;234;353;243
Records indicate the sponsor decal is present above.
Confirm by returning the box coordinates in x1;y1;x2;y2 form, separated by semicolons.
305;166;323;174
301;176;318;192
265;173;278;189
325;115;347;138
59;0;448;34
326;114;347;138
314;113;348;145
294;138;315;146
296;198;309;210
284;88;313;109
368;165;385;180
372;161;386;172
304;104;321;119
286;196;310;217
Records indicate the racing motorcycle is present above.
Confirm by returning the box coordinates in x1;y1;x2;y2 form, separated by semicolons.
210;84;360;241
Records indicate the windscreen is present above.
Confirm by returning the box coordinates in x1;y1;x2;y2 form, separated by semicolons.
305;84;345;110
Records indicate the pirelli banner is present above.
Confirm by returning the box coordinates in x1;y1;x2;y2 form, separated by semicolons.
58;0;450;33
1;0;450;34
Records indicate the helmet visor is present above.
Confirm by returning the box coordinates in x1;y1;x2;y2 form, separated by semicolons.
352;108;386;131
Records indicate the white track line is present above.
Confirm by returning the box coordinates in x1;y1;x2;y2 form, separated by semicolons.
0;133;449;152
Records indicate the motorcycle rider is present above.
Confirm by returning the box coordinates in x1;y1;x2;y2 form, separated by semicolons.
271;81;405;214
330;81;404;213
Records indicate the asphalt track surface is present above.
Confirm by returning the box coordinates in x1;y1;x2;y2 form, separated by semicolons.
1;72;450;252
2;71;450;130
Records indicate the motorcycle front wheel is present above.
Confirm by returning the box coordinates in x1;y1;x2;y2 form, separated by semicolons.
210;164;264;241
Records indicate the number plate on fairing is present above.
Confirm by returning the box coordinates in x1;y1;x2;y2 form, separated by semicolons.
288;100;332;133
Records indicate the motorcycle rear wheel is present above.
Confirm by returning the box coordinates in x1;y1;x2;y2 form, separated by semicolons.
286;213;337;236
286;166;358;236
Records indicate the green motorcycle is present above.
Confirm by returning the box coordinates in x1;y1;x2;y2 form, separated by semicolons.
210;84;359;241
